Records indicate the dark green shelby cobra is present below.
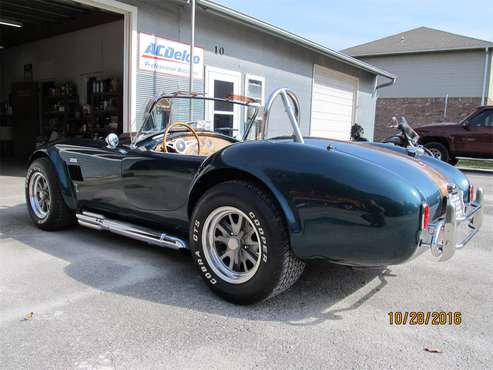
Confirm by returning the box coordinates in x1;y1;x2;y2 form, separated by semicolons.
25;89;484;304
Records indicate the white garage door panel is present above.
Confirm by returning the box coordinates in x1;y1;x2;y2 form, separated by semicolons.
312;104;353;115
312;95;353;106
310;65;357;140
312;96;353;109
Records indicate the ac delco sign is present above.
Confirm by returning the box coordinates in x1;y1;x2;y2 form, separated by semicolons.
139;33;204;80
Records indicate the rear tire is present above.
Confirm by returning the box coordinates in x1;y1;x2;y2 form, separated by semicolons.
190;180;305;304
424;142;449;162
25;158;76;230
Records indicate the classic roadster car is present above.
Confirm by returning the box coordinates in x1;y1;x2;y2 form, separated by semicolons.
25;88;484;304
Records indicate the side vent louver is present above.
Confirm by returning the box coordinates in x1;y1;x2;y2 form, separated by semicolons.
68;165;83;181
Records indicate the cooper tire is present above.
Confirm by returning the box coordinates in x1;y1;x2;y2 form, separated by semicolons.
190;180;305;304
25;158;76;231
424;142;449;162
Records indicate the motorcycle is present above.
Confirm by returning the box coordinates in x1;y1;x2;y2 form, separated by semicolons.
382;116;433;157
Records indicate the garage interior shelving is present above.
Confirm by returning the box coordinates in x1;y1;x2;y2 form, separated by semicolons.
86;77;123;136
0;0;124;160
41;81;81;139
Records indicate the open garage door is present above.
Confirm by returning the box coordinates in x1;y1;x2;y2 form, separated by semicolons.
310;64;358;140
0;0;137;161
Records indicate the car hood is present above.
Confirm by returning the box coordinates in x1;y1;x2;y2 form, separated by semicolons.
302;138;469;209
415;122;458;129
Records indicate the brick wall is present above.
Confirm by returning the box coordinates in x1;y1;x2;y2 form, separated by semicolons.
374;97;482;140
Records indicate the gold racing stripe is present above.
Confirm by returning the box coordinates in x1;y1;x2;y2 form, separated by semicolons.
359;143;449;197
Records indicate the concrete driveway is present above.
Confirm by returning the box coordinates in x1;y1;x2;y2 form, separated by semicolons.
1;162;492;369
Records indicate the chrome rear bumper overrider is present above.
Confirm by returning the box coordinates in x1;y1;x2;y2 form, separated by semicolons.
76;211;188;250
417;187;484;261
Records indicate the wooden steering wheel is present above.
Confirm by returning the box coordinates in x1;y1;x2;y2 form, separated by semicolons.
162;121;201;156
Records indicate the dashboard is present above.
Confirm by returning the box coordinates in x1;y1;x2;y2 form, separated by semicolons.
153;132;236;156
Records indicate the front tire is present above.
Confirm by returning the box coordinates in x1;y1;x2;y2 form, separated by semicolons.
190;180;305;304
424;142;450;162
25;158;76;230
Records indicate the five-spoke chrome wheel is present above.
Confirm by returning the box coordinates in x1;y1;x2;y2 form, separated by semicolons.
202;206;262;284
29;172;51;219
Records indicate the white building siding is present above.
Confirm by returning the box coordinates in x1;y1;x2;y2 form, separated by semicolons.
488;53;493;101
362;50;486;98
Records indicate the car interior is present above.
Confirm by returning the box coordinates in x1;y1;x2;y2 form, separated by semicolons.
152;123;237;156
135;95;256;157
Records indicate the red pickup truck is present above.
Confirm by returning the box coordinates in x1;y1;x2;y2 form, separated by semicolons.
415;106;493;164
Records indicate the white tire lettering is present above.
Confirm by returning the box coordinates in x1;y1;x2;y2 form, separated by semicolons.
247;210;268;264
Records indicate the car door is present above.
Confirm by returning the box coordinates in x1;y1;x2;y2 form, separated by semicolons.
121;149;203;212
58;139;127;214
461;109;493;157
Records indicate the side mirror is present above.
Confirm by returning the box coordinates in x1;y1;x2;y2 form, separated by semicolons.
105;133;119;149
462;121;471;130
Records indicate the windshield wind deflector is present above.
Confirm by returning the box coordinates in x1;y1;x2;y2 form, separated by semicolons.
132;94;260;147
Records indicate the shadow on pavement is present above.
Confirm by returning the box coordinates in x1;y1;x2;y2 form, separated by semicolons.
0;202;393;325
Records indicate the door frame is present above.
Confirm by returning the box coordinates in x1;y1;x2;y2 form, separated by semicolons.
205;66;242;133
74;0;138;133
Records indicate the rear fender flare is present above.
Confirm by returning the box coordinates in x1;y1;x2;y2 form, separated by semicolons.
188;160;302;236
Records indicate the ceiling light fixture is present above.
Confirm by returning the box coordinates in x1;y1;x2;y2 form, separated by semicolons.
0;18;23;28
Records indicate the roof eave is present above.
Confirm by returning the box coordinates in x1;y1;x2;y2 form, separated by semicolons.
347;45;493;58
197;0;396;80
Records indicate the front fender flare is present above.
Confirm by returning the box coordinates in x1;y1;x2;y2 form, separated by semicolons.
28;147;77;210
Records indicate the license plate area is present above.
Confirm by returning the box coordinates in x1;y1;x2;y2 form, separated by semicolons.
449;191;465;219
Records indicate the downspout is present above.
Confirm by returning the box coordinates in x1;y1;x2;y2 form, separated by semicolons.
481;47;490;106
371;75;396;141
373;75;396;96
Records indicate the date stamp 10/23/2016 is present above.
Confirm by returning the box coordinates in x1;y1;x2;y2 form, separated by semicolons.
388;311;462;326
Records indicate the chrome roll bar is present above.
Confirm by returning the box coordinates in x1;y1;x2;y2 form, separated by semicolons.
262;88;304;143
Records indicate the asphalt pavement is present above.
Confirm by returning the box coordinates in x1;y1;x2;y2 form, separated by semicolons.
1;162;492;369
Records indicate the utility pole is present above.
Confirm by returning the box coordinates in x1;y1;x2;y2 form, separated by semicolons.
189;0;196;121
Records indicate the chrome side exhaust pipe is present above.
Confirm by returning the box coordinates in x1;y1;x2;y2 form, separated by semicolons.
76;211;188;250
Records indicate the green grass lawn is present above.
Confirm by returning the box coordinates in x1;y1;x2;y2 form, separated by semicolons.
457;159;493;171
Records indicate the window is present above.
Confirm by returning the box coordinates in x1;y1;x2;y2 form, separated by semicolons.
244;75;265;138
469;109;493;128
